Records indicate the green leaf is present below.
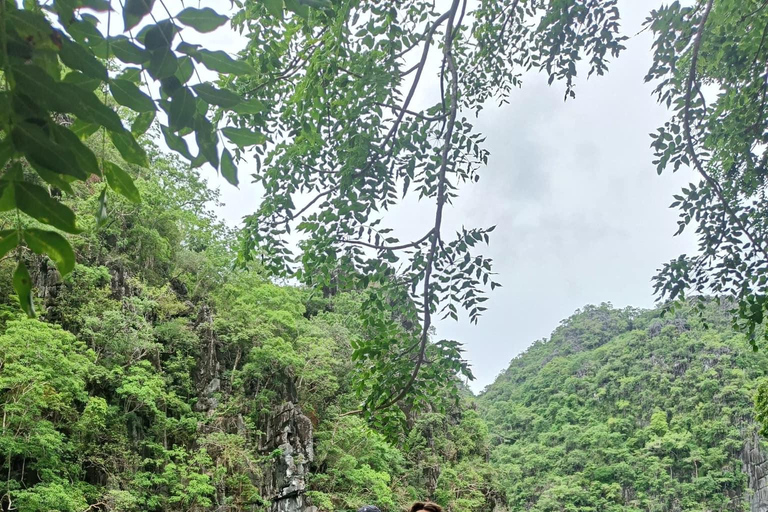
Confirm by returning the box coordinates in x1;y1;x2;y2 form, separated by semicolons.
70;119;101;138
231;98;266;114
50;124;101;177
195;117;219;169
0;138;14;170
176;42;201;56
265;0;284;19
0;179;15;212
25;228;76;276
103;161;141;203
15;181;81;234
117;67;143;83
63;83;125;132
0;230;19;260
9;9;58;52
196;50;255;75
81;0;112;11
142;20;179;50
11;63;70;112
221;126;266;148
299;0;333;8
67;19;105;47
110;79;156;112
109;129;149;167
109;35;148;65
161;125;193;160
192;83;241;108
175;56;195;84
132;110;155;136
13;260;34;318
147;46;179;79
63;71;101;91
221;148;238;186
123;0;155;31
59;35;108;80
160;76;182;96
169;87;197;131
11;122;89;180
285;0;309;19
31;165;75;194
177;7;228;33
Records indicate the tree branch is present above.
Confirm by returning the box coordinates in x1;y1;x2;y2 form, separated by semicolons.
683;0;768;264
338;228;434;251
380;10;453;150
375;0;462;412
375;102;448;122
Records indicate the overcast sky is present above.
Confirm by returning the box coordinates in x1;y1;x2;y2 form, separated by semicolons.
189;0;698;392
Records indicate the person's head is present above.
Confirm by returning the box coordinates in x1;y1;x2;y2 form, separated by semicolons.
357;506;382;512
409;502;443;512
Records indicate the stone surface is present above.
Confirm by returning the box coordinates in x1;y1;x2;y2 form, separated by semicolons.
259;402;314;512
741;429;768;512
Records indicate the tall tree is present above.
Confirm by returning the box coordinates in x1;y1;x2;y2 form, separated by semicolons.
233;0;626;415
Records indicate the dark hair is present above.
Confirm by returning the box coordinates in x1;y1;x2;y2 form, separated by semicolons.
409;502;443;512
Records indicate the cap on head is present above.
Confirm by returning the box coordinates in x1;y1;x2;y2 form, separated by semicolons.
357;506;382;512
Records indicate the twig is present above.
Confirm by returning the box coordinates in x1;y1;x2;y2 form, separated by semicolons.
338;228;434;251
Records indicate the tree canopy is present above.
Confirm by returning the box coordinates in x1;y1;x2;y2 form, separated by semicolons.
0;0;630;415
3;0;768;415
646;0;768;347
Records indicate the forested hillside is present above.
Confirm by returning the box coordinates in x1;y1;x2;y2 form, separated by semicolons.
6;143;768;512
481;302;768;512
0;146;496;512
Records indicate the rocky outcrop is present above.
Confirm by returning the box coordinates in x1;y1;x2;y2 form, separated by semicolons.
259;402;314;512
741;429;768;512
193;302;314;512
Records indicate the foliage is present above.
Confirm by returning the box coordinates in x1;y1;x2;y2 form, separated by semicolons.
0;0;636;420
233;0;626;413
0;151;494;511
0;0;327;317
481;301;766;512
646;0;768;346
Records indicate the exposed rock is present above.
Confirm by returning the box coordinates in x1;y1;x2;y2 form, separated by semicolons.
191;300;314;512
259;402;314;512
741;429;768;512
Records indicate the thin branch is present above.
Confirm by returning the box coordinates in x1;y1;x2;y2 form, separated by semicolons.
399;62;421;77
246;31;326;95
375;0;461;412
375;102;448;122
338;228;434;251
289;185;340;221
380;10;452;150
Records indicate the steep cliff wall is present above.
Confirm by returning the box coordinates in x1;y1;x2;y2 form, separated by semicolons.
742;430;768;512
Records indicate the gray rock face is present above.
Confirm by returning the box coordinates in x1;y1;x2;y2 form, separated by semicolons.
192;300;314;512
259;402;314;512
741;429;768;512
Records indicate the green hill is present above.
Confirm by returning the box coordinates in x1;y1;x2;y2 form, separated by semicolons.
479;302;768;512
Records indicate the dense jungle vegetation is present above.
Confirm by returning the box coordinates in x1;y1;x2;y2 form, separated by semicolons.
4;162;768;511
4;0;768;510
482;302;768;512
0;151;496;511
